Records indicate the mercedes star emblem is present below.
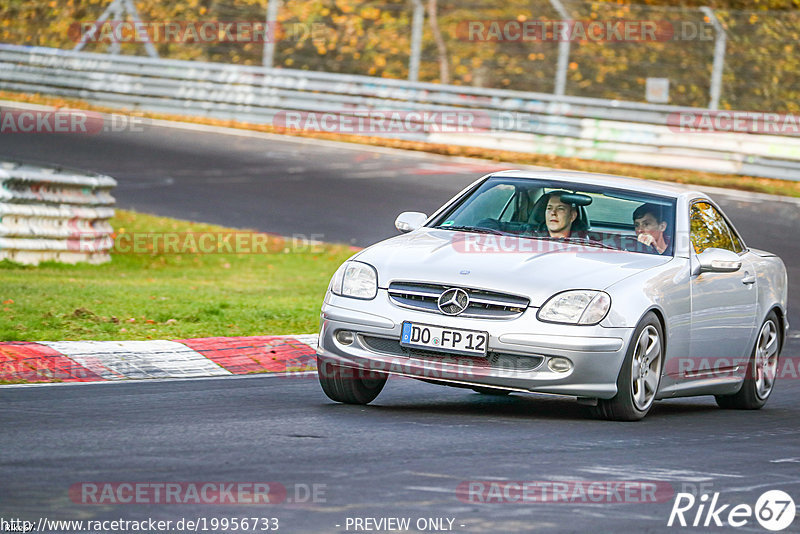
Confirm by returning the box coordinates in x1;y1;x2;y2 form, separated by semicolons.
437;287;470;316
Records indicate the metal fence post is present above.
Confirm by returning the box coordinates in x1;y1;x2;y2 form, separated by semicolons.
548;0;571;99
74;0;120;52
107;0;123;54
701;7;726;110
263;0;280;68
74;0;158;58
409;0;425;82
122;0;158;58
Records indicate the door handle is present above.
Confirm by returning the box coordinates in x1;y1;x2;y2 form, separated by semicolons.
741;273;756;285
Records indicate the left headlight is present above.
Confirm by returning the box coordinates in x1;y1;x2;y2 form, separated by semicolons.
537;290;611;325
330;261;378;300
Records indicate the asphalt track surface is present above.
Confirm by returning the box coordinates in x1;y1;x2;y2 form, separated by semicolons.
2;119;800;533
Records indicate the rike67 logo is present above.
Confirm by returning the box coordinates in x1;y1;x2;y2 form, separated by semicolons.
668;490;795;531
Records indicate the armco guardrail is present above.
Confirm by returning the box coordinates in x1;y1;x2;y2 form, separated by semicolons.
0;161;116;265
0;44;798;181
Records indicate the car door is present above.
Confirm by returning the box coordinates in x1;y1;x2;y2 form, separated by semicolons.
686;201;757;381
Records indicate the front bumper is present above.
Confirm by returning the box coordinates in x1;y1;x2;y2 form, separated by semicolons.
317;290;635;399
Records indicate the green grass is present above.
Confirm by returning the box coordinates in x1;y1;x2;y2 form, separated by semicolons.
0;210;356;341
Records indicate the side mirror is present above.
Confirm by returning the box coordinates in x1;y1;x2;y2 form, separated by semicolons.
696;247;742;274
395;212;428;233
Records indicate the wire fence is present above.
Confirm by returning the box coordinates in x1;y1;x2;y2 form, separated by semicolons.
1;0;798;113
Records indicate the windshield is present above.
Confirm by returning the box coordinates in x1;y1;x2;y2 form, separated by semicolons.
430;176;677;256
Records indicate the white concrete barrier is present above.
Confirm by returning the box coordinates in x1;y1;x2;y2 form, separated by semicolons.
0;161;116;264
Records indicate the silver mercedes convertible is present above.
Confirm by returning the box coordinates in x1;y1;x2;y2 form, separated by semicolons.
316;171;788;420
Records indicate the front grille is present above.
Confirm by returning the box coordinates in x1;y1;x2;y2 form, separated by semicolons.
387;281;529;319
360;335;543;372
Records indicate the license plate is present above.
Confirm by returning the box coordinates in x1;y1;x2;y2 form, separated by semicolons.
400;322;488;356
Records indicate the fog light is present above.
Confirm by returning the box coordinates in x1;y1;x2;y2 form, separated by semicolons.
548;357;572;373
335;330;354;345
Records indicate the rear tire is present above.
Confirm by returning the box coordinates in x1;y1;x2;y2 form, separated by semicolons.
317;356;387;405
590;312;663;421
715;311;780;410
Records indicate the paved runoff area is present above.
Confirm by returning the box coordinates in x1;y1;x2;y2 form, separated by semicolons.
0;335;318;384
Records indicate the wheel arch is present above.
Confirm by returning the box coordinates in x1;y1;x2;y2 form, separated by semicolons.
643;305;668;358
767;306;786;352
591;306;666;421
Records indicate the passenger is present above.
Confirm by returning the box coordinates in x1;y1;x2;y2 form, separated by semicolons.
633;203;670;254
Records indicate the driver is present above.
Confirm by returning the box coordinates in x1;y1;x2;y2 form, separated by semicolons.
544;192;578;238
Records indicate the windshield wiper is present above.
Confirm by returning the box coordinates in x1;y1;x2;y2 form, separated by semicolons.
433;225;506;235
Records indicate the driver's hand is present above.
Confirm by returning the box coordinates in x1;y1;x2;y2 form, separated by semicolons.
637;233;656;247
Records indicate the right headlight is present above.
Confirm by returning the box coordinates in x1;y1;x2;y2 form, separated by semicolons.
537;290;611;325
329;261;378;300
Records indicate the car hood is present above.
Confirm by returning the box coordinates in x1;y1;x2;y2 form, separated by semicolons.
355;229;673;306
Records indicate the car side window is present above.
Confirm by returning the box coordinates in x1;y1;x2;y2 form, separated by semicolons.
447;184;515;225
499;188;540;223
689;202;745;254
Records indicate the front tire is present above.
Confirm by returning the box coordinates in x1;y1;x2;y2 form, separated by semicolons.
590;312;664;421
317;356;387;405
715;311;781;410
